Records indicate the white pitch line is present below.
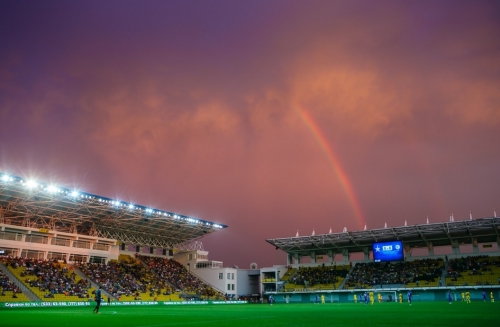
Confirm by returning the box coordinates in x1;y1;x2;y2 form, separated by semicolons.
135;315;275;327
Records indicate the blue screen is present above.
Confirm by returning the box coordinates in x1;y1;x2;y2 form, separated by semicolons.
372;240;404;262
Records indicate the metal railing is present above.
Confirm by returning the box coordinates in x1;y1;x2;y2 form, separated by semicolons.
0;231;23;241
92;243;110;251
25;235;48;244
51;238;71;247
72;241;90;249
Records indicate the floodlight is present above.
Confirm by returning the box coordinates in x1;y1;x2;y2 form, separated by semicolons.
128;204;135;209
70;190;79;197
26;180;38;188
46;185;60;193
1;174;10;182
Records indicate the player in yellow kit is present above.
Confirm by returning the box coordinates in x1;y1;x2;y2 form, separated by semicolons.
465;291;471;303
399;293;403;303
353;294;357;303
369;292;374;305
377;293;382;303
461;292;465;302
491;291;495;303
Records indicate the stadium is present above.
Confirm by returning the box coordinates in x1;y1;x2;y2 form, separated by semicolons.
1;172;499;326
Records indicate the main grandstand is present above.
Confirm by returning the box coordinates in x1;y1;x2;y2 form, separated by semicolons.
0;172;258;304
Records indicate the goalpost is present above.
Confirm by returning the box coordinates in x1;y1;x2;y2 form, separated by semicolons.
374;290;398;302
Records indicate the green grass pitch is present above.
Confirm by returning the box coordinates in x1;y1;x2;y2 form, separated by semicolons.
1;302;498;327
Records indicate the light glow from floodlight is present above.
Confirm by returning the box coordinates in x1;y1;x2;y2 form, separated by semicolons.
70;190;79;197
1;174;11;182
47;185;60;193
26;180;38;188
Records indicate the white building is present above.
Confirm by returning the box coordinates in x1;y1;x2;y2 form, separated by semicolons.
174;249;260;298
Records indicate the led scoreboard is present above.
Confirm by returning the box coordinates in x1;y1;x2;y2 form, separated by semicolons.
372;240;404;262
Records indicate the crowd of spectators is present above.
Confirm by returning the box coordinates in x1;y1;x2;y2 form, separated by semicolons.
289;265;348;287
447;255;499;285
139;255;223;299
2;256;90;298
0;267;22;297
78;260;178;300
447;255;492;279
345;259;443;288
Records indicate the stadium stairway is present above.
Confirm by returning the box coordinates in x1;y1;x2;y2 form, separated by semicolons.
279;268;299;291
137;255;224;300
441;261;449;286
134;255;181;297
70;264;116;301
284;268;299;283
337;264;355;290
0;261;40;301
121;256;184;301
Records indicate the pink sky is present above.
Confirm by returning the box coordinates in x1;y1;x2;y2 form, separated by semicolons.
1;0;499;268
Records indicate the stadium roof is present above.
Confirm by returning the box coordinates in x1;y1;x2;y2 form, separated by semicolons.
266;217;500;256
0;172;227;249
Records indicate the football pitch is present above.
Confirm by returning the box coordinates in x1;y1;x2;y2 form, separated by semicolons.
1;302;498;327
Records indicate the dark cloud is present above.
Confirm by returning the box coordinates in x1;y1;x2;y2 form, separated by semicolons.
1;0;499;267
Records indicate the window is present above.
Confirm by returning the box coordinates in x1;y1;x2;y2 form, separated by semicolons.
89;256;106;264
218;273;223;280
227;284;231;291
231;284;235;291
227;273;231;279
231;273;235;280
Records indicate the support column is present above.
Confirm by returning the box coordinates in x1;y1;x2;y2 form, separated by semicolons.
363;247;370;260
451;240;460;255
342;249;350;263
472;239;479;253
294;253;301;264
287;253;293;265
328;250;334;264
310;251;316;264
404;244;412;259
428;243;434;256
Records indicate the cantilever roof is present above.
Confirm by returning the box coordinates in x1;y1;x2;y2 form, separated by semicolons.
0;172;227;249
267;217;500;256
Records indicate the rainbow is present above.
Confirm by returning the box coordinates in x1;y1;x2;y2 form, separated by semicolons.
296;107;365;230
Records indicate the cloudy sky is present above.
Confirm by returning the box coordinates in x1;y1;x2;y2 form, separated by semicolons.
1;0;499;267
